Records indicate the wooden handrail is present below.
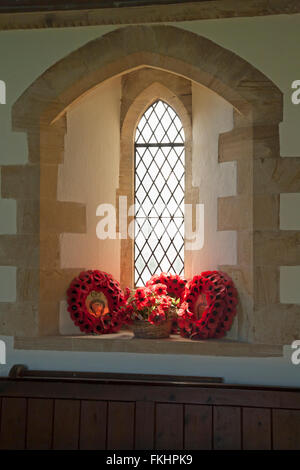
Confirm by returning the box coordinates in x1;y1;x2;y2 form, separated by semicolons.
8;364;223;385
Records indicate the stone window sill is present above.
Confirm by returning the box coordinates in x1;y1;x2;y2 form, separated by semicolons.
14;332;283;358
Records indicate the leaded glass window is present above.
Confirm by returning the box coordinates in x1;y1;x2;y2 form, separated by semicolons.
134;100;185;286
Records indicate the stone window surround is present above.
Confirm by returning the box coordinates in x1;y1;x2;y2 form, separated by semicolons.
117;67;197;288
1;25;299;351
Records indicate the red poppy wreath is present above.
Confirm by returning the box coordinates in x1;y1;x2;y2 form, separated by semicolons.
177;270;238;340
67;270;124;335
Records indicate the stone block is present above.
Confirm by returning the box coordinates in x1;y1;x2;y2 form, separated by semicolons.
40;268;81;301
1;165;39;200
254;157;300;194
254;266;279;306
0;235;39;268
40;234;60;269
254;194;279;230
0;301;38;336
40;200;86;234
39;301;60;336
17;268;39;301
253;304;300;345
40;164;58;200
219;125;280;162
17;199;39;234
218;196;252;231
237;231;253;267
254;231;300;266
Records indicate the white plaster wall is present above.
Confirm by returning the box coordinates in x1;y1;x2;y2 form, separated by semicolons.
191;83;236;273
0;267;16;302
279;194;300;305
0;200;16;235
0;335;299;387
0;170;17;303
58;78;122;267
280;193;300;230
57;78;121;332
280;267;300;305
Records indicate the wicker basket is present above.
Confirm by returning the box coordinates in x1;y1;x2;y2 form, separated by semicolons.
131;318;173;339
131;307;177;339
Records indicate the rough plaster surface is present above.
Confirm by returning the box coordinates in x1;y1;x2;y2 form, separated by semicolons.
280;193;300;230
191;83;236;272
0;199;16;234
0;267;16;302
280;266;300;305
58;77;121;278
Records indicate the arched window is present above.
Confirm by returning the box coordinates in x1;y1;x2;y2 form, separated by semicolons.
134;100;185;286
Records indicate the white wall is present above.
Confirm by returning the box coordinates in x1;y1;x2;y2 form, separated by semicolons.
0;335;299;387
58;77;121;334
191;83;236;272
0;16;299;384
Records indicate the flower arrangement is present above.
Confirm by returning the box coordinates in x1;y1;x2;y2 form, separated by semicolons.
145;272;187;301
67;270;238;340
121;280;182;338
145;272;186;333
122;283;180;323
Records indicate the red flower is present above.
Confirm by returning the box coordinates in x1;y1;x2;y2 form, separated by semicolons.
149;310;166;325
151;283;168;295
146;272;187;300
135;286;150;301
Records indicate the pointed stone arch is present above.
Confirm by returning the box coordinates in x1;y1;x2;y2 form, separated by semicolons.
12;24;282;131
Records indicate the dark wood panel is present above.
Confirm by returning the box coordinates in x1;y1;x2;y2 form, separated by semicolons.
2;379;300;409
213;406;241;450
26;398;54;450
242;407;271;450
80;400;107;450
155;403;184;450
273;409;300;450
52;399;80;450
135;401;154;450
107;402;135;450
185;404;212;450
0;397;27;449
0;376;299;450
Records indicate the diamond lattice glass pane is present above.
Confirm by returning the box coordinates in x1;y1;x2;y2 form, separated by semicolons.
134;217;184;286
135;100;185;286
135;100;185;144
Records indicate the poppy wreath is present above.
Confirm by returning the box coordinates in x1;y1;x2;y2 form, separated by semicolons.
177;270;238;340
146;272;187;333
67;270;124;335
